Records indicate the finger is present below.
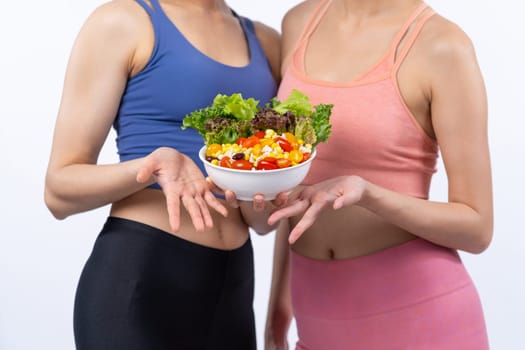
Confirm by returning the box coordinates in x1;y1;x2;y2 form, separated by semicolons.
165;192;181;232
204;191;229;217
333;196;345;210
206;177;224;194
224;190;239;208
288;201;325;244
271;191;289;207
136;159;157;183
253;194;265;212
181;195;205;232
195;195;214;229
267;200;309;225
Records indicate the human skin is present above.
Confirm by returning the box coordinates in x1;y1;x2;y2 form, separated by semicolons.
44;0;283;249
265;0;493;348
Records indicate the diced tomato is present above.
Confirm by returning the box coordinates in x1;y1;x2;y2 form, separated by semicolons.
261;157;277;164
231;159;253;170
236;137;247;146
302;152;311;162
256;160;279;170
219;156;232;168
276;158;291;168
276;137;293;152
241;136;260;148
254;131;265;138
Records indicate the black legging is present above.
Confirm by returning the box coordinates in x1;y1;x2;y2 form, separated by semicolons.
74;217;256;350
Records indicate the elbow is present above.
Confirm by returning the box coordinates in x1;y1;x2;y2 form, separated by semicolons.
44;183;71;220
251;225;276;236
44;190;68;220
468;230;493;254
464;220;494;254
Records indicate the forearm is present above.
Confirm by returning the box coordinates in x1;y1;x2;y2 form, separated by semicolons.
265;220;293;344
44;158;153;219
359;181;493;254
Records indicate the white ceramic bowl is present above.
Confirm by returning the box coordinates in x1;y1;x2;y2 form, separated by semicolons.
199;146;316;201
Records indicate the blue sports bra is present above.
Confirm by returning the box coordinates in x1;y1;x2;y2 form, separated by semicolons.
114;0;277;188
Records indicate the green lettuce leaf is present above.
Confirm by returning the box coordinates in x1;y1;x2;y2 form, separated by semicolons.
273;89;313;117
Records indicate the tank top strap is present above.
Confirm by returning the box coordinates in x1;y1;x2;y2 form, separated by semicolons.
235;14;268;66
383;3;429;66
133;0;159;16
296;0;332;45
393;8;436;71
293;0;332;72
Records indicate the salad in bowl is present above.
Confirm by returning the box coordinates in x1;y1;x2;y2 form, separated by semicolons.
182;89;333;200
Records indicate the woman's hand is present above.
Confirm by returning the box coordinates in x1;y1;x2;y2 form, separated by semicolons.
268;176;367;243
206;178;289;234
136;147;228;232
206;178;288;212
265;334;289;350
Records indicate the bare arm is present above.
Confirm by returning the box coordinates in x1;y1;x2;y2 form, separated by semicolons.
361;22;492;253
265;219;293;350
269;20;493;254
44;2;150;219
44;2;226;230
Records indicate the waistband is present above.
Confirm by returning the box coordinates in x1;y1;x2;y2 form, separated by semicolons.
291;238;471;320
100;216;252;257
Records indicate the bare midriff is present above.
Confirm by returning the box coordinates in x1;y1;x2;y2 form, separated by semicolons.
110;189;250;250
289;186;416;260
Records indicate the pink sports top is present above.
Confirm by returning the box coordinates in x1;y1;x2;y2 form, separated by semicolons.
278;1;438;198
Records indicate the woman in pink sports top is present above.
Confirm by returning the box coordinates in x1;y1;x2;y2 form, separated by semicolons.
265;0;492;349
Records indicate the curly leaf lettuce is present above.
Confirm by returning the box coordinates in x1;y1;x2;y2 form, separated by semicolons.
182;90;333;147
182;93;259;142
272;89;313;117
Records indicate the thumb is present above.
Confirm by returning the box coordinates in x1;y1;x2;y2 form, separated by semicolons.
136;158;157;183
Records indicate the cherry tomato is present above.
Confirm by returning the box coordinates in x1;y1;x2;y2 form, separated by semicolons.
289;150;303;163
283;132;299;149
256;160;278;170
276;158;291;168
236;137;247;145
219;156;232;168
231;159;253;171
254;131;266;138
205;143;221;157
241;136;260;148
276;137;293;152
261;157;277;164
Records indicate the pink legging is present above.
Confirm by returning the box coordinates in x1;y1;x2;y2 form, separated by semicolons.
291;238;489;350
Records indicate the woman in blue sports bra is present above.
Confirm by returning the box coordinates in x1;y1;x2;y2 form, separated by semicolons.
44;1;280;349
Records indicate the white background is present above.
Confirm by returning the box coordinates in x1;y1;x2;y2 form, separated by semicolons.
1;1;524;349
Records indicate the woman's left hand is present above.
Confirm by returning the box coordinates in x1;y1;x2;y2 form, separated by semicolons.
268;176;367;243
206;177;289;211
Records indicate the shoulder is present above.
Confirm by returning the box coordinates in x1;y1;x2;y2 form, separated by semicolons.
252;20;281;52
252;21;281;82
281;0;321;33
79;0;150;44
416;13;479;73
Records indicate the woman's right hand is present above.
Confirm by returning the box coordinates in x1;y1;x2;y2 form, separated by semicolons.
265;329;289;350
136;147;228;232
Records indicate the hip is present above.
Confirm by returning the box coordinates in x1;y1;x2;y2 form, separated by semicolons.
291;238;488;350
74;217;256;349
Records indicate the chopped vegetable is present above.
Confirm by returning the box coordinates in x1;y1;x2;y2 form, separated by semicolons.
182;89;333;170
